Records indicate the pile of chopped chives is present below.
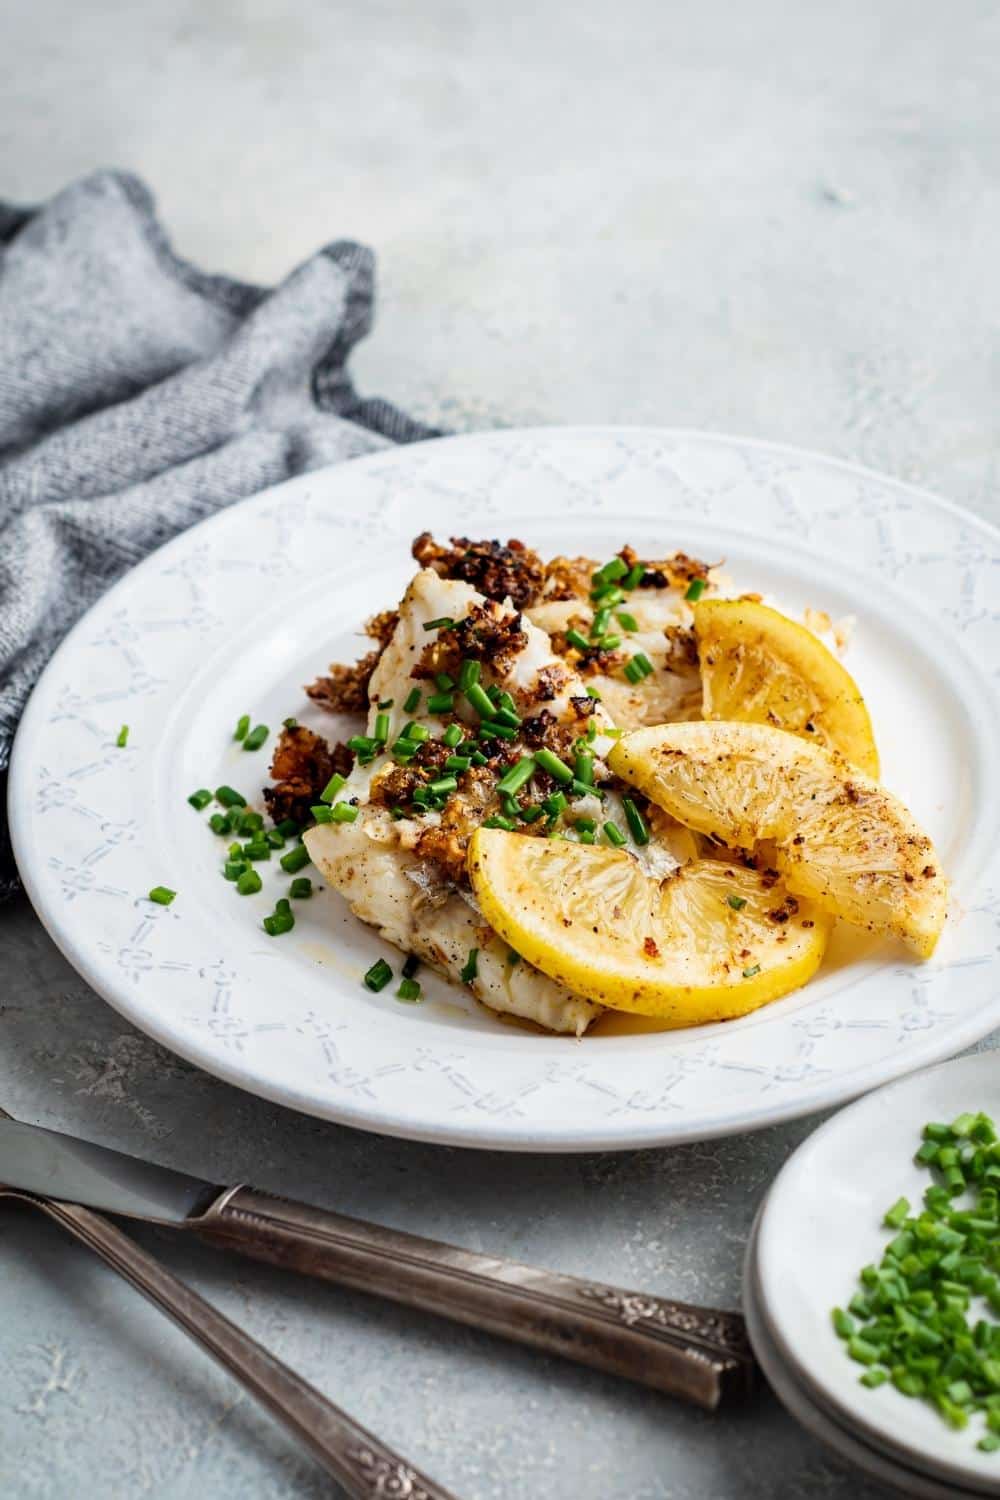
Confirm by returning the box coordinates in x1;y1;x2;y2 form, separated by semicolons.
833;1110;1000;1452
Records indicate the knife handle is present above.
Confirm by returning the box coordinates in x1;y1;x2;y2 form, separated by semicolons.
192;1187;753;1410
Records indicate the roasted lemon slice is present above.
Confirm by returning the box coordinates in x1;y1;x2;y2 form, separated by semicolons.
608;721;946;957
693;598;879;777
468;829;830;1024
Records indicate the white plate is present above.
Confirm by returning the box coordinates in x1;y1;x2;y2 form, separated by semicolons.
743;1210;989;1499
9;428;1000;1151
756;1054;1000;1491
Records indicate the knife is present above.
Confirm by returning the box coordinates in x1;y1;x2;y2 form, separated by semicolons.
0;1116;753;1410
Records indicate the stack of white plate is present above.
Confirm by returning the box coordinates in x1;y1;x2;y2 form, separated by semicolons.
745;1053;1000;1499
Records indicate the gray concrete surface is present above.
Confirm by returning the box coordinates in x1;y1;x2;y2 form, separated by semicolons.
2;1;999;1496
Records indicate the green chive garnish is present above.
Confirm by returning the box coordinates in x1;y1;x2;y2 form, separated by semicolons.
622;797;650;846
534;748;573;784
402;722;431;743
320;772;347;804
445;754;472;772
396;977;422;1003
684;578;707;602
742;964;761;978
616;611;639;633
215;785;246;808
590;606;612;639
331;802;359;823
435;673;455;691
423;616;456;631
442;723;464;748
464;681;496;719
236;868;262;895
603;820;627;847
592;557;628;585
243;724;269;752
428;775;458;797
188;789;213;810
234;714;250;741
726;894;747;911
566;628;591;653
373;712;391;744
520;805;544;823
883;1196;911;1229
542;790;568;818
457;659;481;691
478;720;518;740
263;906;295;936
363;958;393;992
460;948;479;984
148;885;175;905
223;860;247;881
289;877;312;899
242;840;271;861
496;757;536;798
578;829;596;844
312;805;334;823
116;725;129;748
574;752;594;787
426;692;455;714
585;686;602;701
403;686;422;714
623;563;645;590
280;844;311;874
209;813;229;835
483;814;516;830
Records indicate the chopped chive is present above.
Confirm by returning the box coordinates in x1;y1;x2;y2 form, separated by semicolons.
574;751;594;787
520;805;544;823
464;681;496;719
444;754;472;772
742;964;762;978
423;616;457;631
233;714;250;741
566;628;592;653
280;844;311;874
373;712;391;744
347;734;377;756
535;748;573;784
478;720;518;740
188;788;213;810
242;840;271;861
592;557;628;585
116;724;129;748
215;785;247;808
458;659;481;691
883;1196;911;1229
483;814;516;831
331;802;360;823
727;894;748;911
496;757;536;798
442;723;464;748
236;868;262;895
622;797;650;845
428;775;458;797
460;948;479;984
585;685;602;701
148;885;175;905
427;692;455;714
578;829;595;844
396;977;422;1002
591;584;626;607
616;611;639;633
223;860;247;881
860;1368;889;1389
263;909;295;936
596;633;622;652
603;820;627;847
403;686;422;714
266;829;286;849
832;1307;856;1339
623;562;645;590
469;750;489;767
624;659;643;684
243;724;269;752
684;577;707;602
492;706;521;729
364;958;393;992
209;813;229;835
311;805;334;823
590;606;612;639
378;699;394;710
320;772;347;804
542;790;568;818
274;818;299;839
289;877;312;899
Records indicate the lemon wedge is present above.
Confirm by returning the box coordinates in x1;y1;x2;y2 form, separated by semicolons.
608;721;946;957
468;829;830;1024
693;598;879;777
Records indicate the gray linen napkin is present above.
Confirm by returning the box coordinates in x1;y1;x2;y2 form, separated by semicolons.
0;169;437;898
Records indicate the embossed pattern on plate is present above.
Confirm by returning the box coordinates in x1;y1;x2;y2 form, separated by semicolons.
8;429;1000;1150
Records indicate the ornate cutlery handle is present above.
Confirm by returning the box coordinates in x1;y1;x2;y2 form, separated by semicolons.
17;1192;458;1500
194;1187;754;1410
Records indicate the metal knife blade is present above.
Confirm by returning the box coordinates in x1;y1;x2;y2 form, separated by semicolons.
0;1118;218;1222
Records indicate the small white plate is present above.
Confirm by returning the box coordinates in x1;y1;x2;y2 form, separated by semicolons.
9;429;1000;1150
743;1210;989;1499
756;1053;1000;1491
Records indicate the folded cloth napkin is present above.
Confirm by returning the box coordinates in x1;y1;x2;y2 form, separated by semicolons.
0;169;437;899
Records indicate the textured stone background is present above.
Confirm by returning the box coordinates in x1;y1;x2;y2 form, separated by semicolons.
2;1;999;1496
